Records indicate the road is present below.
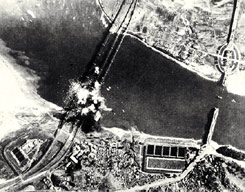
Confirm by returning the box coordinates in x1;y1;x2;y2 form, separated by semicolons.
227;0;241;43
0;0;137;191
81;0;137;85
0;47;61;190
0;119;78;190
119;109;219;191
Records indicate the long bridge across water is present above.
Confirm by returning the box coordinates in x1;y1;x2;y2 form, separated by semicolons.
0;0;137;191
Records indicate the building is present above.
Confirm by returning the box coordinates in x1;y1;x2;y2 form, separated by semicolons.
4;138;45;174
142;137;200;174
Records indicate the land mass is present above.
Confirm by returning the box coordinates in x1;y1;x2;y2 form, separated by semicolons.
99;0;245;96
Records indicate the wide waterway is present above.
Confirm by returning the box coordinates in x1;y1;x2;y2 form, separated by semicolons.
0;0;244;150
101;36;245;150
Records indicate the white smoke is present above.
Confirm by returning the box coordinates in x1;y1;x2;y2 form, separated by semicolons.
69;81;112;122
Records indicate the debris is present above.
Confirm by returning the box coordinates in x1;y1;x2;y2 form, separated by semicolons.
68;80;112;123
95;67;100;74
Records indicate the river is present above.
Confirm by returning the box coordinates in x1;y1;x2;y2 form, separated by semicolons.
101;36;245;150
0;0;244;150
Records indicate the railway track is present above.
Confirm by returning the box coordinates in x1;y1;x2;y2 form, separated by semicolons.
0;0;137;191
81;0;137;86
0;122;78;191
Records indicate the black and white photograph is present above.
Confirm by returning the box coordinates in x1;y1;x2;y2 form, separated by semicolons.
0;0;245;191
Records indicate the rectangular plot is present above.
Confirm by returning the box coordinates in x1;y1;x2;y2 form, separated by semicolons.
146;145;154;155
155;145;162;156
147;157;185;171
13;147;25;162
178;147;186;158
170;146;178;157
163;146;170;156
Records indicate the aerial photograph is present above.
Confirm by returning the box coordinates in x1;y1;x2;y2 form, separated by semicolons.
0;0;245;191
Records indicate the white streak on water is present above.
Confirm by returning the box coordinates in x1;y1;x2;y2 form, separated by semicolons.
0;40;61;140
26;10;36;19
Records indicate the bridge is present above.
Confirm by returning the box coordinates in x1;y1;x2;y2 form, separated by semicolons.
0;0;137;191
217;0;242;87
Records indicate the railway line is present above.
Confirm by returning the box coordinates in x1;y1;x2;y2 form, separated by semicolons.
81;0;137;86
0;0;137;191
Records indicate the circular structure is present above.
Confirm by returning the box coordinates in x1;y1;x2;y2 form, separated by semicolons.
217;42;241;75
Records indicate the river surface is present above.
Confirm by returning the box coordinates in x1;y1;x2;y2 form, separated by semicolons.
0;1;244;150
101;36;245;150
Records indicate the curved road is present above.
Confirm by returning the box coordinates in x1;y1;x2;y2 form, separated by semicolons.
0;0;137;191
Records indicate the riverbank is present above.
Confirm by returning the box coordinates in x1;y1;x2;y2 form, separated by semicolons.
103;126;245;169
126;32;220;82
0;0;244;151
98;0;245;97
103;126;201;147
0;40;61;140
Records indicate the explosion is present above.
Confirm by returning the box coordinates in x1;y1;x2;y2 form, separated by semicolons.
64;80;112;131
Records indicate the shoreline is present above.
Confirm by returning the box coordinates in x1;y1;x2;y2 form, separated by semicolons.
96;0;221;83
102;126;245;155
125;32;221;82
96;0;245;97
102;127;245;191
102;126;202;144
0;40;61;140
